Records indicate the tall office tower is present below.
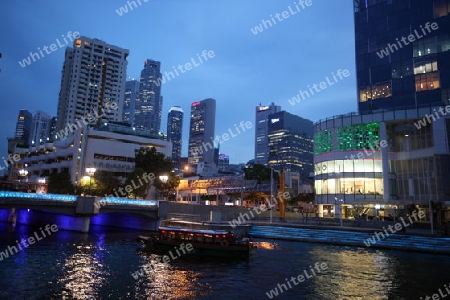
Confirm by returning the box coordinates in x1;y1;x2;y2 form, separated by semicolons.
48;116;57;142
167;106;184;169
188;98;216;165
254;102;281;165
56;36;129;132
355;0;450;113
29;110;51;146
267;111;313;177
122;79;140;126
313;1;450;213
135;59;163;134
14;109;33;146
218;153;230;171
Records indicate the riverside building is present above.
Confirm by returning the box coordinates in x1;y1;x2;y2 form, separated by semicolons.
314;0;450;221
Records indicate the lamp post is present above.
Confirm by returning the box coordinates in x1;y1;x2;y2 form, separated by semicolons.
85;167;96;195
335;197;344;227
270;168;273;224
159;174;169;200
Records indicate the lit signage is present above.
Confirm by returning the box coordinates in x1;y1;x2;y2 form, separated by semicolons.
270;118;280;124
258;106;269;111
192;101;201;106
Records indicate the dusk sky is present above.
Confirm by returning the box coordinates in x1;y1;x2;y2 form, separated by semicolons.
1;0;357;166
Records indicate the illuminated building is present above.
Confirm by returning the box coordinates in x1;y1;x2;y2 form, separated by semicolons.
267;111;313;178
20;123;171;184
14;109;33;146
255;102;281;165
135;59;163;134
56;36;129;132
314;1;450;220
167;106;184;169
122;80;140;126
188;98;216;165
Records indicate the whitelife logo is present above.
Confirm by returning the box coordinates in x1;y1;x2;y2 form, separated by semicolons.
154;50;215;87
190;121;252;158
0;224;58;261
250;0;313;35
376;22;439;59
288;69;350;106
18;31;80;68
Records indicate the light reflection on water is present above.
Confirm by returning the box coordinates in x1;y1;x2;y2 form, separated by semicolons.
0;224;449;299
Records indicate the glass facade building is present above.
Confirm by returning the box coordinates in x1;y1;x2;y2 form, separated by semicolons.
313;1;450;220
354;0;450;113
267;111;313;178
188;98;216;165
14;109;33;146
135;59;163;135
122;80;140;126
167;106;184;169
254;102;281;165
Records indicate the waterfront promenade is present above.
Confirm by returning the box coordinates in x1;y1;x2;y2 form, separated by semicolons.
249;224;450;255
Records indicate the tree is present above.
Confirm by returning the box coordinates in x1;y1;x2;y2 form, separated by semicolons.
154;172;180;200
134;147;180;199
47;171;75;194
94;171;120;196
244;164;279;182
124;167;149;198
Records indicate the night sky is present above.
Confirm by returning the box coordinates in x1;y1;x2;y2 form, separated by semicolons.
1;0;357;168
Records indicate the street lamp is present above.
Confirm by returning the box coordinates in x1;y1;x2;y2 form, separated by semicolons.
159;175;169;200
85;167;96;195
335;197;344;227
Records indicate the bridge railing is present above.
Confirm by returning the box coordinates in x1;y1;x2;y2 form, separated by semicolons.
0;191;159;207
0;191;76;202
99;197;158;207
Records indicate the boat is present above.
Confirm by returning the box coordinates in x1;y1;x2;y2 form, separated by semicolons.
137;226;256;258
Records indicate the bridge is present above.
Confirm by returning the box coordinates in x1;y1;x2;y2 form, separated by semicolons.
0;191;164;232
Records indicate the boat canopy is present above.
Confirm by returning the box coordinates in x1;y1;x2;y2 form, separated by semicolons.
159;226;231;235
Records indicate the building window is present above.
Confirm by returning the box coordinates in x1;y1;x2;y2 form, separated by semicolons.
413;59;438;75
442;89;450;105
314;130;333;155
415;71;440;91
434;0;450;18
336;123;380;151
359;81;392;102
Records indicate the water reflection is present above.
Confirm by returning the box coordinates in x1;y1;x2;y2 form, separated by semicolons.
134;252;212;299
58;235;109;299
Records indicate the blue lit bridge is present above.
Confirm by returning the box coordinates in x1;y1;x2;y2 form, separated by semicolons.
0;191;163;232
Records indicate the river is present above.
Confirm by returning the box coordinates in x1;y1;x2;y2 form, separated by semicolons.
0;222;449;299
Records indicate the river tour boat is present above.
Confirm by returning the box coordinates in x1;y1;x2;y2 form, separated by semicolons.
137;226;255;258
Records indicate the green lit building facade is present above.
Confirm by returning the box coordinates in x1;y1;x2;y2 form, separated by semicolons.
313;0;450;221
314;108;450;220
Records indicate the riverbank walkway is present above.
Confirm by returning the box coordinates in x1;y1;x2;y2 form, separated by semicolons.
249;224;450;255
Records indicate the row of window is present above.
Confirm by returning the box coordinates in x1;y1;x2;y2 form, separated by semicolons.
315;178;383;195
315;160;384;175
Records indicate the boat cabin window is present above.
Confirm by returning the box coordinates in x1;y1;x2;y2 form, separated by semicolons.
204;234;213;243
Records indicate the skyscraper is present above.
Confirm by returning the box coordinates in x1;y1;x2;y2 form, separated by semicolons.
355;0;450;113
167;106;184;169
313;1;450;217
56;36;129;132
122;79;140;126
254;102;281;165
14;109;33;146
188;98;216;165
267;111;313;177
135;59;163;135
29;110;51;146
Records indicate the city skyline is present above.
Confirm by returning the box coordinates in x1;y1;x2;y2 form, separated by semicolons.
1;0;356;165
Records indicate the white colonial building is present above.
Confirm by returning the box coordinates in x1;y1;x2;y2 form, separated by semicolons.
20;124;171;184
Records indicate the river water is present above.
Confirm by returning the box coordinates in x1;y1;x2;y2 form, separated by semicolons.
0;222;449;300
